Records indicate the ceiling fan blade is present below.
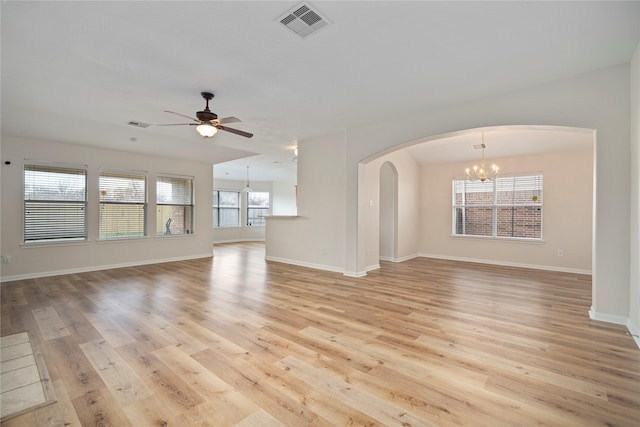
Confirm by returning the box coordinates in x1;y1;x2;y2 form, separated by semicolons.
156;123;196;126
217;116;241;125
216;125;253;138
164;110;199;122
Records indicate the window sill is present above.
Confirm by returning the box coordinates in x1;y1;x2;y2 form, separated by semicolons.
450;234;545;244
155;233;197;239
97;236;150;244
21;239;91;248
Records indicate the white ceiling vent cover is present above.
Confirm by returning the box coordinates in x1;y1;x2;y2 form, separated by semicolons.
278;3;329;39
128;120;150;128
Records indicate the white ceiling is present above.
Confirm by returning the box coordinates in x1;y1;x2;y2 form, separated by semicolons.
2;1;639;181
406;127;594;165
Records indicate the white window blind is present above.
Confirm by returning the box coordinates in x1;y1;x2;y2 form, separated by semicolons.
453;173;543;239
99;171;146;240
157;175;194;235
213;190;240;228
24;163;87;242
247;191;269;227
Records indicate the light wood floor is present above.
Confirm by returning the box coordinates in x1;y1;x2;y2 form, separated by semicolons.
1;242;639;426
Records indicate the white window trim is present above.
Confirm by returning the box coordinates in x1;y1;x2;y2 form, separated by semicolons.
23;161;88;244
452;172;543;241
99;169;148;240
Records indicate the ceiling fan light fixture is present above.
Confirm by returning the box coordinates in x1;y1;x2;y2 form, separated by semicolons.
196;123;217;138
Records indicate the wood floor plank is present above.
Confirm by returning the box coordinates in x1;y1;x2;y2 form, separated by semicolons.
40;335;106;400
192;348;319;426
121;395;182;427
32;306;70;341
54;301;103;344
82;311;137;348
116;341;205;416
139;313;209;355
274;354;432;426
173;401;235;427
79;339;153;406
153;345;258;424
1;242;638;426
70;386;132;427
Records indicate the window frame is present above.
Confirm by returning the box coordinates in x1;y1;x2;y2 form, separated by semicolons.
23;161;88;244
213;189;241;228
99;169;147;240
246;191;270;227
452;172;543;241
156;174;195;236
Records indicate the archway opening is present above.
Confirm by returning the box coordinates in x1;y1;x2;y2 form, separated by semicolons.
379;161;398;261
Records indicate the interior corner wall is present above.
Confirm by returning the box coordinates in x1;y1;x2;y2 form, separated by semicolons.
362;149;420;269
419;149;593;273
0;136;214;282
629;40;640;338
212;178;272;243
346;64;630;321
265;131;347;272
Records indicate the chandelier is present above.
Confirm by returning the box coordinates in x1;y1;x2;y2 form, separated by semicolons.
465;132;499;182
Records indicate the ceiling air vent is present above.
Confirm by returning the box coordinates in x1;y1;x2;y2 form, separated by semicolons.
278;2;329;39
128;120;150;128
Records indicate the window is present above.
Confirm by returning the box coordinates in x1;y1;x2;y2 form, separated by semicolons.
213;190;240;228
99;171;146;240
24;163;87;242
247;191;269;226
157;175;194;235
453;174;542;239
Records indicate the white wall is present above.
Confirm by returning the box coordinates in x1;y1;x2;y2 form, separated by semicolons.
630;40;640;343
265;131;346;272
212;178;273;243
272;180;297;216
419;149;593;273
0;136;214;281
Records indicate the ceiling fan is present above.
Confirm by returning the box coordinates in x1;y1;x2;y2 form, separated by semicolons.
158;92;253;139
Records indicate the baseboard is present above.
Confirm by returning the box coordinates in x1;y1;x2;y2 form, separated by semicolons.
626;319;640;349
0;253;213;283
418;253;591;275
343;270;367;278
379;253;419;263
588;309;628;325
264;256;345;274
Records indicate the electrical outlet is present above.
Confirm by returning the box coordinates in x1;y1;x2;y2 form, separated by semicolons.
1;255;11;264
